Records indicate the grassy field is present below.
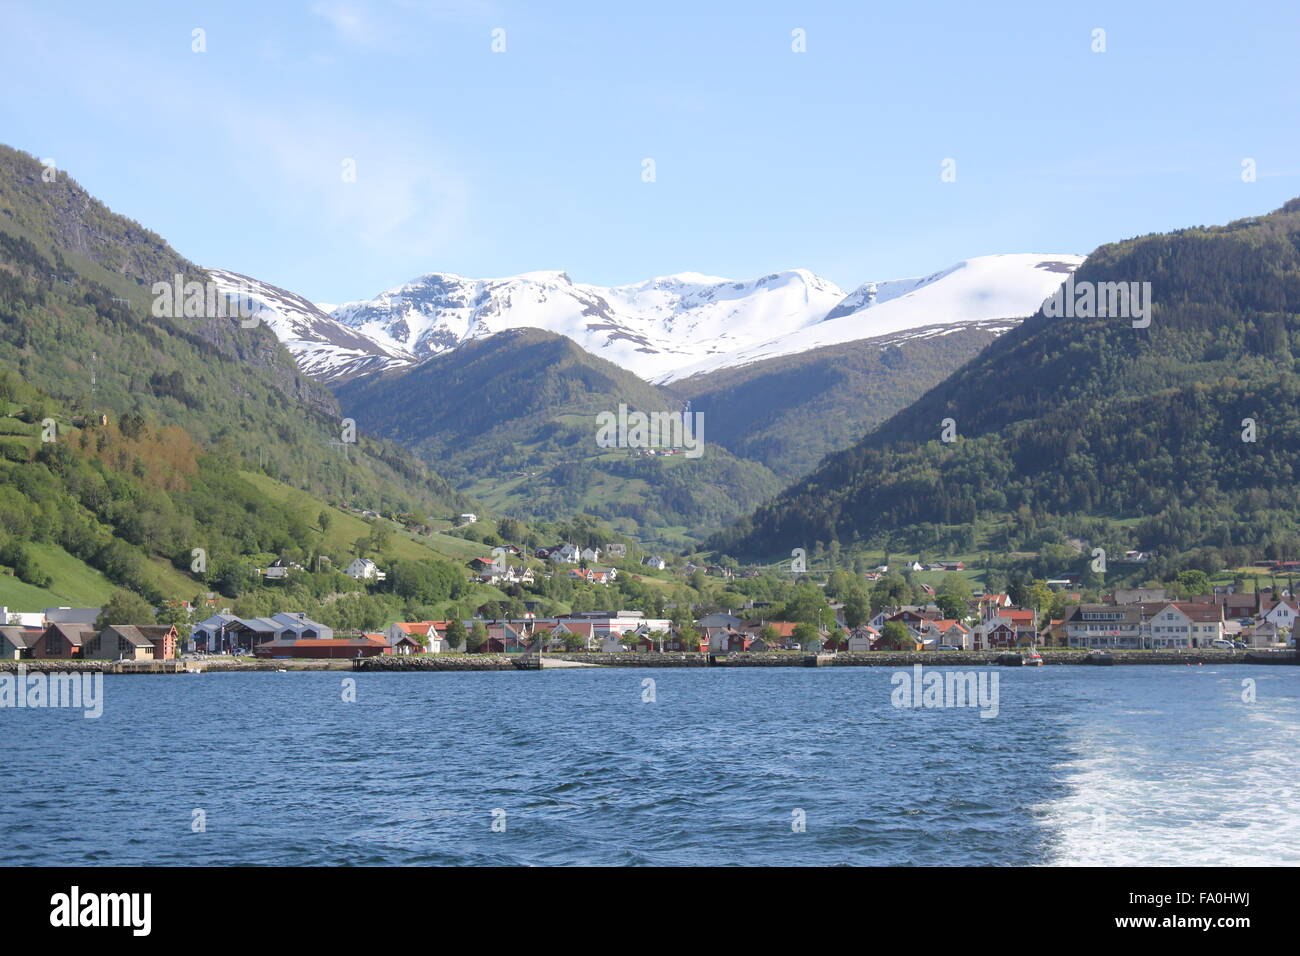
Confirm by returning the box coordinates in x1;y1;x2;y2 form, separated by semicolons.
0;542;119;610
237;470;485;562
2;468;495;614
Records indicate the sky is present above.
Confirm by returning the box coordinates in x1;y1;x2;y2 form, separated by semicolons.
3;0;1299;304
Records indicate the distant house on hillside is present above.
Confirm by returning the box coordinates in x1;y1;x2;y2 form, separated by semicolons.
345;557;386;582
642;555;666;570
262;557;303;581
548;543;581;564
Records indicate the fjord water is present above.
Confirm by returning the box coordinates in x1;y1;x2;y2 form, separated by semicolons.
2;666;1297;866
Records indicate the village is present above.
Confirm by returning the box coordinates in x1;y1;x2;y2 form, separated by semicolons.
3;544;1298;662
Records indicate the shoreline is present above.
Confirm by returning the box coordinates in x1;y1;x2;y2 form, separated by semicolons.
2;648;1294;674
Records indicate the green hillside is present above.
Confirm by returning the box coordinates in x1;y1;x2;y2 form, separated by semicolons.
667;322;1005;480
335;328;783;549
0;143;470;520
0;142;518;624
710;198;1300;572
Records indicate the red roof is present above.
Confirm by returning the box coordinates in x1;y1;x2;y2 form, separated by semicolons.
394;621;448;636
742;621;798;638
262;637;386;647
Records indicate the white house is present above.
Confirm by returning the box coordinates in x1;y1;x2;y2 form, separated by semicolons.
642;555;666;570
1262;600;1298;633
580;546;602;563
600;632;633;653
548;543;581;564
459;513;478;524
345;557;387;582
846;626;878;652
1144;603;1224;648
387;621;449;653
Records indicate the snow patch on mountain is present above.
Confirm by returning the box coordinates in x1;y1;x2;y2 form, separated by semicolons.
325;267;848;381
654;254;1086;383
206;269;414;381
216;253;1085;384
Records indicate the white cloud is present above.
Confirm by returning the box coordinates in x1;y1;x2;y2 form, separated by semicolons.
309;1;376;43
310;0;499;48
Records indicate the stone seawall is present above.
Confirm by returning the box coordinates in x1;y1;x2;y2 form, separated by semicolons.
4;648;1292;674
552;649;1294;667
353;654;518;671
0;659;354;673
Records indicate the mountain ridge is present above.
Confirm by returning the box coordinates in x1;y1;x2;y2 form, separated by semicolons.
223;254;1085;385
707;199;1300;565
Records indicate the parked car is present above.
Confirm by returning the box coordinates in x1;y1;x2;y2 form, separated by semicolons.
1211;639;1235;649
1232;640;1248;649
937;644;960;651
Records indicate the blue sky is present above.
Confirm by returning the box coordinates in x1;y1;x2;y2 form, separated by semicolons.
3;0;1299;303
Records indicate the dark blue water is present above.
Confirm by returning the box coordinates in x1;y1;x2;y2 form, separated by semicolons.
2;665;1297;865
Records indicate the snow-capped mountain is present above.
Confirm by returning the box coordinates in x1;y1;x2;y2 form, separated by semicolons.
660;254;1085;382
206;269;412;381
214;254;1084;384
324;268;848;382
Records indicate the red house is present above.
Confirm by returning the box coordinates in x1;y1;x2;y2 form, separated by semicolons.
30;623;94;658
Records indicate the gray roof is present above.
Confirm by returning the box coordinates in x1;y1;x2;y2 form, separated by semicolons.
45;623;96;645
44;607;100;625
102;625;156;648
0;626;37;649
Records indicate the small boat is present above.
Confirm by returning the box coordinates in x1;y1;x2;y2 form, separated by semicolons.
1085;651;1115;666
1024;650;1043;666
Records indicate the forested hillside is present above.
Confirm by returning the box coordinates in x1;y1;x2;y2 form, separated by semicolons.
667;321;1006;480
0;144;467;518
335;328;782;548
0;144;496;614
710;199;1300;566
